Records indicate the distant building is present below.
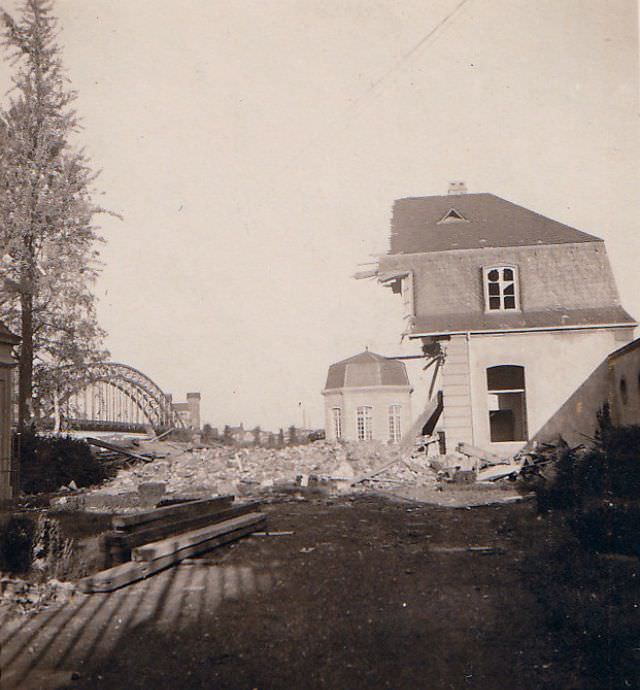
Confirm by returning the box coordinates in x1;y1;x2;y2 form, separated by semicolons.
322;350;413;442
360;185;636;455
171;392;201;430
225;424;255;445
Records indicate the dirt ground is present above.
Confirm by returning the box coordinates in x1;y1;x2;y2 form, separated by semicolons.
44;493;586;690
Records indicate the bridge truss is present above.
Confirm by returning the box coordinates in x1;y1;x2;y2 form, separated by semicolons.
49;362;186;434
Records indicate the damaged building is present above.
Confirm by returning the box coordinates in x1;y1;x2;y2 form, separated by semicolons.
358;184;636;455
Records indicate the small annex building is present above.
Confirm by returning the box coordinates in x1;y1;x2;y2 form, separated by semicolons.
322;350;412;442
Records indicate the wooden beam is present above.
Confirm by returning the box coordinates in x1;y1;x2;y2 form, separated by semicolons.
79;516;265;593
112;495;234;531
86;437;154;464
132;512;266;562
456;442;508;466
106;501;260;554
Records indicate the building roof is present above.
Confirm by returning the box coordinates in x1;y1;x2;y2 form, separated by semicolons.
389;193;602;255
0;321;19;345
410;306;636;337
324;350;410;390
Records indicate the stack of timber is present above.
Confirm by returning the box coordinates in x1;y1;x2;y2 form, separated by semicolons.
79;495;265;593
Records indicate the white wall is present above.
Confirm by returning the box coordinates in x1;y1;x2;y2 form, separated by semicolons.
468;328;631;455
323;385;412;442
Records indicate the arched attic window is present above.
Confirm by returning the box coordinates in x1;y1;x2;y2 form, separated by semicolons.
487;365;528;442
483;266;520;312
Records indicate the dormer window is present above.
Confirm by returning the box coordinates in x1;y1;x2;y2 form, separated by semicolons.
437;208;468;224
483;266;519;311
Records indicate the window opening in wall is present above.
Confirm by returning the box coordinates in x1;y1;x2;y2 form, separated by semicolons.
483;266;519;312
388;404;402;443
356;406;373;441
620;377;628;405
487;365;527;442
332;407;342;439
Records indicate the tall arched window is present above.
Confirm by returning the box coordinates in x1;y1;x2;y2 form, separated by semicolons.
487;365;527;442
356;406;373;441
332;407;342;439
388;404;402;443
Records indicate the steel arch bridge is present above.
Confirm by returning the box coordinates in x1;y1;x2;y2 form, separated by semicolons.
47;362;186;434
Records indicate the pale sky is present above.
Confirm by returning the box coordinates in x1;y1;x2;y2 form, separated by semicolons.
1;0;639;431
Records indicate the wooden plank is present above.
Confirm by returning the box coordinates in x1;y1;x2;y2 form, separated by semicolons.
87;437;154;464
132;512;266;562
137;517;266;569
106;501;260;552
112;495;234;531
456;442;509;465
79;517;265;593
352;457;404;485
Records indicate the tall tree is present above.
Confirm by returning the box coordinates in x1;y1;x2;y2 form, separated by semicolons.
0;0;108;428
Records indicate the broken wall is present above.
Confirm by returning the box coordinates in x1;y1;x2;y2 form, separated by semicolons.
608;339;640;427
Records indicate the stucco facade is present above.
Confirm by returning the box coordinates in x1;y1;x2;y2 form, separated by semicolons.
435;328;632;457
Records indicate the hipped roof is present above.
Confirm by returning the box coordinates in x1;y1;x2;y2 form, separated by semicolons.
324;350;410;390
389;193;601;255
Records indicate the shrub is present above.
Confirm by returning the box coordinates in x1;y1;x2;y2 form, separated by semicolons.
16;432;111;494
0;515;35;572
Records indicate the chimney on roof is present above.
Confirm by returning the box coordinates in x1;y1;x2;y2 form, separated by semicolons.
448;180;467;195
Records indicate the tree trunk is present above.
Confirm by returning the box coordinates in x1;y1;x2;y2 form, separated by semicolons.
18;290;33;431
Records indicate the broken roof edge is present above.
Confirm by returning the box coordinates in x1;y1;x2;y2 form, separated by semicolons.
383;237;605;259
408;321;638;339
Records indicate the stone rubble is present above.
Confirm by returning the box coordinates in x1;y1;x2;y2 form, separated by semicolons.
83;440;438;501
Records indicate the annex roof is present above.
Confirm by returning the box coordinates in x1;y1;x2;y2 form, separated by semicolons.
389;193;602;255
324;350;410;390
0;321;19;345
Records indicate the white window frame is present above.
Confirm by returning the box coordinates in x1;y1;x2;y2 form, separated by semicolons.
356;405;373;441
332;407;342;439
400;273;415;321
388;404;402;443
483;265;520;312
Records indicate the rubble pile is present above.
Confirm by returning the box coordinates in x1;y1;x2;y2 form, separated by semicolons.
0;576;76;616
84;440;438;500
